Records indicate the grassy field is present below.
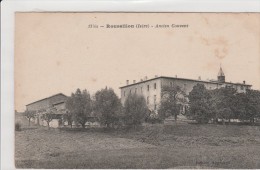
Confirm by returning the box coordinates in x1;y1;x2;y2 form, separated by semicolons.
15;114;260;169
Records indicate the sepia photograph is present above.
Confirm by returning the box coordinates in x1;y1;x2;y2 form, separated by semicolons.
11;11;260;169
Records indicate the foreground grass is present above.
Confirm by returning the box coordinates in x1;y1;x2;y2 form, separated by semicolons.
16;145;260;169
15;115;260;169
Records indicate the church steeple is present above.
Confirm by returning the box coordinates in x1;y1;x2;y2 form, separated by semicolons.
217;65;225;83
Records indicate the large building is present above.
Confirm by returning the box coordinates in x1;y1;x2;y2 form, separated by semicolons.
26;93;68;127
120;67;252;112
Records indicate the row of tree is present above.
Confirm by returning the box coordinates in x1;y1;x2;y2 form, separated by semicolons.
24;88;150;129
187;84;260;124
24;107;59;128
25;84;260;128
64;88;149;128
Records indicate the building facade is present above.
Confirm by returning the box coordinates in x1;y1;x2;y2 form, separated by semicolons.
120;67;252;112
26;93;68;127
26;93;67;111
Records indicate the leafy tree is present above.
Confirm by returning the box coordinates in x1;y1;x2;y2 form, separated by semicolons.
66;89;93;128
94;87;122;128
232;92;247;121
24;110;36;126
158;85;186;121
41;108;55;129
211;87;237;124
63;110;73;128
124;93;149;127
188;84;212;123
244;89;260;123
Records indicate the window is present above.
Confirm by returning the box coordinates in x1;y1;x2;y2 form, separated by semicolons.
124;91;125;97
147;96;149;104
141;87;143;93
147;85;149;91
135;88;137;93
241;86;244;90
130;90;132;94
154;83;157;89
154;104;157;110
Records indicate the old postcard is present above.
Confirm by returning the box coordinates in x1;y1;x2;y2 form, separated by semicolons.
14;12;260;169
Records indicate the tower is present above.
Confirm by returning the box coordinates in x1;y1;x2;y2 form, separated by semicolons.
217;66;225;83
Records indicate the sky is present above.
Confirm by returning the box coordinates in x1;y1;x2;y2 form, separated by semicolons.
15;13;260;111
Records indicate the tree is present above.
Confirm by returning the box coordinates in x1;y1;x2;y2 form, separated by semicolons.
211;87;237;124
63;110;73;128
41;108;55;129
24;110;36;126
232;92;247;122
158;85;187;121
66;89;93;128
124;93;149;127
188;84;212;123
244;89;260;123
94;87;122;128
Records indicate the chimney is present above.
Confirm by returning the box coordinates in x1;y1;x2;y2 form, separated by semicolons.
145;76;148;80
243;80;245;84
175;75;177;78
140;79;143;82
133;80;136;84
126;80;129;85
155;75;158;78
198;76;201;80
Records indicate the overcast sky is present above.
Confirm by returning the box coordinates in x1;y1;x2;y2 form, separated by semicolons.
15;13;260;111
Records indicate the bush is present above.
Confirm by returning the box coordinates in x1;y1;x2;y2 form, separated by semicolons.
146;117;163;124
15;122;22;131
145;112;163;124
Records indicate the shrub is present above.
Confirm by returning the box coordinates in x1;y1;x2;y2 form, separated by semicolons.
146;112;163;124
15;122;22;131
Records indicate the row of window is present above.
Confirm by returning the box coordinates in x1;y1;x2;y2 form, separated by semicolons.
123;83;157;97
147;83;157;91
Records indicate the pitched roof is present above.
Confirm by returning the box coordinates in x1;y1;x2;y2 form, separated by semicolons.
26;93;67;106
